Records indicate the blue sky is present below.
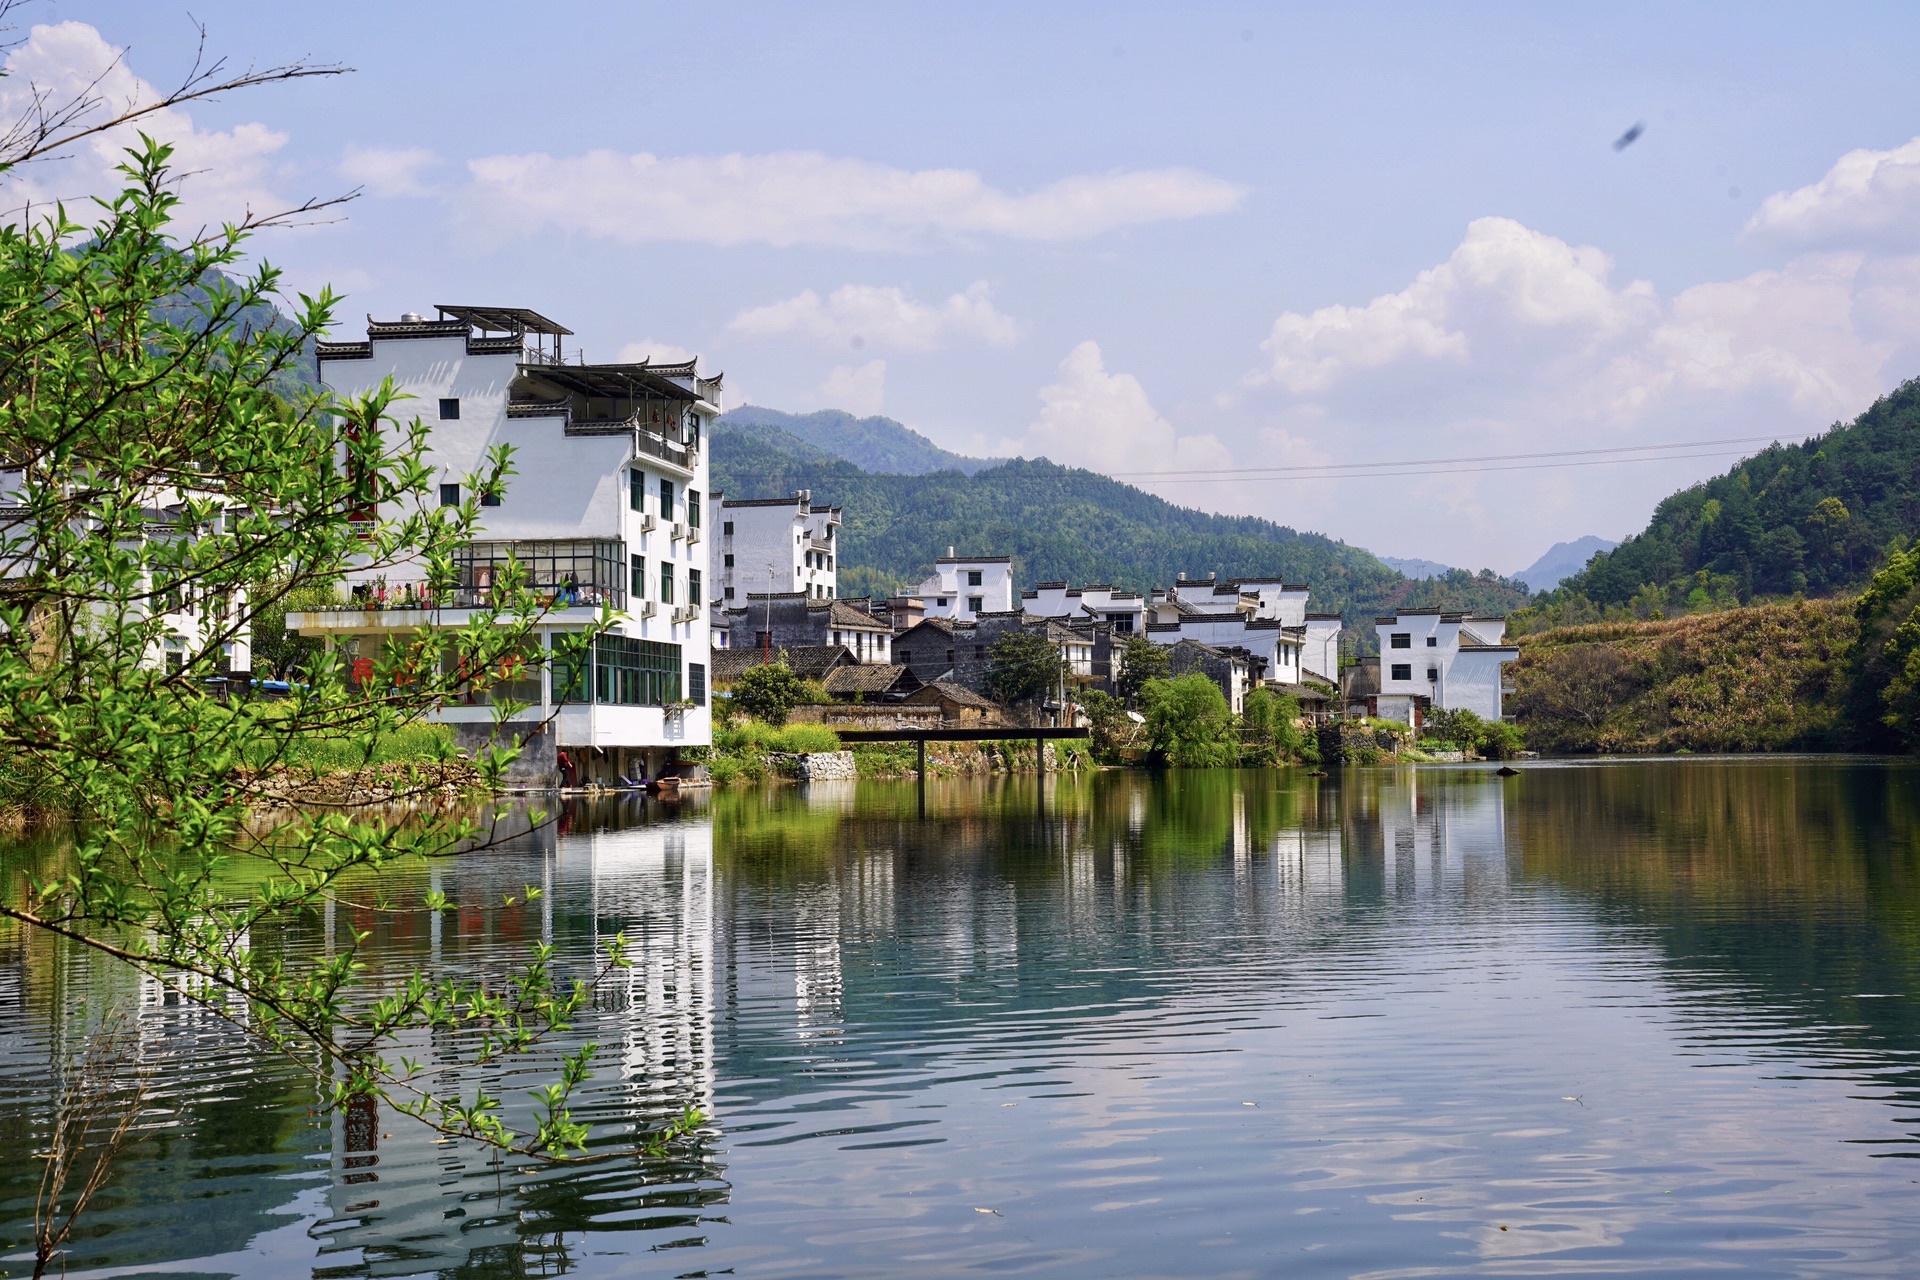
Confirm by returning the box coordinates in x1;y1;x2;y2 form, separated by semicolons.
25;2;1920;571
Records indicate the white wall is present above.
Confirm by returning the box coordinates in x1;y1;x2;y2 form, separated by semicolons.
1375;612;1516;720
917;559;1014;621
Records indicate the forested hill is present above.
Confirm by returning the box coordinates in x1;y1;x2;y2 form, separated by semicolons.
718;405;998;474
712;414;1532;626
1553;379;1920;608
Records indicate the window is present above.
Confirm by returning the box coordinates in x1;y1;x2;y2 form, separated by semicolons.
689;661;707;705
967;570;983;587
1391;663;1413;681
631;554;646;600
1108;613;1134;634
826;555;833;570
1426;667;1439;681
630;469;645;512
688;490;701;527
967;595;983;612
1426;636;1438;647
689;568;702;604
1390;633;1411;649
555;636;682;706
937;597;950;607
480;492;501;508
454;540;626;608
658;476;674;520
723;520;734;536
660;565;674;605
439;483;460;507
439;398;460;420
946;648;955;664
724;554;735;567
724;587;735;600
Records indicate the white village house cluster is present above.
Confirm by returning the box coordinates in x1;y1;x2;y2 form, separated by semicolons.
241;305;1517;786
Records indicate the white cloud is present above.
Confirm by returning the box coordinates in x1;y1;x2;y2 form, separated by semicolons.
729;281;1020;352
614;338;703;367
1747;135;1920;251
457;149;1245;250
998;341;1235;477
1235;190;1920;569
339;145;439;198
818;359;887;416
0;22;290;229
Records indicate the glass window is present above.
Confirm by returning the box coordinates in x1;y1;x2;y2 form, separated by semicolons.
453;540;626;609
661;565;674;605
1390;663;1412;681
689;568;703;604
967;596;983;612
630;554;645;600
439;483;460;507
724;554;734;567
556;635;683;706
967;570;983;587
689;661;706;705
1390;633;1412;649
688;490;701;527
630;469;645;512
724;587;734;600
1426;636;1438;647
480;492;501;508
439;398;460;420
1427;667;1439;681
659;476;674;520
723;520;734;535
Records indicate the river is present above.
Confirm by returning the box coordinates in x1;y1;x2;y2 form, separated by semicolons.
4;758;1920;1277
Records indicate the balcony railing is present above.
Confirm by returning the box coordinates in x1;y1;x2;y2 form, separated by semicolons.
299;580;623;613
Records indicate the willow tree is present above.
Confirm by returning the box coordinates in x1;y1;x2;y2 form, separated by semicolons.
0;137;685;1197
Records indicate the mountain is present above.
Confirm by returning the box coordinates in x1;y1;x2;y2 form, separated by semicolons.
1381;556;1458;581
717;405;999;475
1515;536;1617;593
1553;379;1920;608
712;415;1533;629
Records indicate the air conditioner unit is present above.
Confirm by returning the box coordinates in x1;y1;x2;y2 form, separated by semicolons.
671;522;688;541
674;605;699;623
637;514;656;532
637;601;657;618
686;526;702;544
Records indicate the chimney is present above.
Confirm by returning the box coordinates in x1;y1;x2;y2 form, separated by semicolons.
947;545;955;557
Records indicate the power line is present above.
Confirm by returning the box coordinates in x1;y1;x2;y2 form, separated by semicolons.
1137;446;1767;485
1102;432;1802;480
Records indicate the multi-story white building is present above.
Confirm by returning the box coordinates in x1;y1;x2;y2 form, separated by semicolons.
1373;610;1518;723
914;553;1014;622
710;490;841;610
288;305;717;786
1020;582;1148;635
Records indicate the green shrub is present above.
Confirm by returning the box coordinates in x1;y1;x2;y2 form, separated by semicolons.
1140;673;1239;767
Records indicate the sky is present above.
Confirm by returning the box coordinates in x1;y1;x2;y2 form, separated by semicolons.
17;1;1920;572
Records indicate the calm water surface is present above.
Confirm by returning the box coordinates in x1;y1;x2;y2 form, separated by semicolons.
5;759;1920;1277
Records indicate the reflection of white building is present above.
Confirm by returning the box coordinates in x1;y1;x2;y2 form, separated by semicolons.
1364;771;1511;897
317;807;716;1276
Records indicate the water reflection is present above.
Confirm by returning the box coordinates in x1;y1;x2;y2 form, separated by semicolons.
2;761;1920;1276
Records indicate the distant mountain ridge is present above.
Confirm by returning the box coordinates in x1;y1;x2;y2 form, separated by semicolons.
712;411;1533;630
1516;536;1617;593
1381;556;1459;581
718;405;998;475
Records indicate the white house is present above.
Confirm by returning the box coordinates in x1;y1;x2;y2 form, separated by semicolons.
914;553;1014;622
1020;582;1148;635
1373;610;1518;724
288;305;718;786
710;491;841;616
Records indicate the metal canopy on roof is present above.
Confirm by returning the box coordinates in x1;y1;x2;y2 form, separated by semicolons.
435;305;572;336
517;362;697;401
